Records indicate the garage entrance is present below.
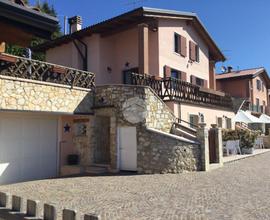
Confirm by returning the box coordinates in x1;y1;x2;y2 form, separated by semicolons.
0;113;58;184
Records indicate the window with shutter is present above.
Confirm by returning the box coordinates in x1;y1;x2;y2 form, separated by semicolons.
226;118;232;129
180;35;187;57
164;65;171;78
189;114;199;128
217;117;223;128
189;41;199;62
174;33;179;53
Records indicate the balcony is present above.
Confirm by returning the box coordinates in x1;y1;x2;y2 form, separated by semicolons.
128;72;233;109
0;53;95;89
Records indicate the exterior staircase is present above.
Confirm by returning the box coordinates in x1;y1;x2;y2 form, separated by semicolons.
84;164;109;175
171;121;198;141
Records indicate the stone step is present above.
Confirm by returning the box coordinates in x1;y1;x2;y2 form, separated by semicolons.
84;166;108;175
171;127;197;141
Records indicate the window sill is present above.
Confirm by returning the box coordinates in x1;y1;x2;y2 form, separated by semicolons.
173;52;186;58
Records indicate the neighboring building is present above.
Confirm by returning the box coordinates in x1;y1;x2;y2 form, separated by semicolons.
216;67;270;115
0;0;58;50
35;7;235;129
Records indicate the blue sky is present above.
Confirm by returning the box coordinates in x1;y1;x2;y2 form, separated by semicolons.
30;0;270;73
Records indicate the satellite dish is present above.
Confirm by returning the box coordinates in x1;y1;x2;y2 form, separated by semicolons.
221;66;227;73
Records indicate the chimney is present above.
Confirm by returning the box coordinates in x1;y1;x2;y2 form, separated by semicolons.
227;66;233;73
68;16;82;34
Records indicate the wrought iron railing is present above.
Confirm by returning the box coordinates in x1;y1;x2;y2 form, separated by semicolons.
129;72;233;109
0;53;95;89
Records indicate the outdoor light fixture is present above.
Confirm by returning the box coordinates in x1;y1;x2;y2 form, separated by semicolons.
107;67;112;73
125;62;130;68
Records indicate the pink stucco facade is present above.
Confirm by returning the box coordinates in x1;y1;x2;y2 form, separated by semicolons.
45;17;235;127
46;18;211;86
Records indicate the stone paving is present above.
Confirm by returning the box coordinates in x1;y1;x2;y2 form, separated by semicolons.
1;152;270;220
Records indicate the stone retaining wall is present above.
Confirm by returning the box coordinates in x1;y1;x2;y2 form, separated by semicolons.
0;76;93;113
137;127;201;174
94;85;202;173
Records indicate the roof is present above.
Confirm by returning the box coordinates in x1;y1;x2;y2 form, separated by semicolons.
0;0;59;40
216;67;270;88
33;7;225;62
216;67;265;80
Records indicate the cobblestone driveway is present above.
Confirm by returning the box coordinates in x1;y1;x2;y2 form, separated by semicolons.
1;153;270;220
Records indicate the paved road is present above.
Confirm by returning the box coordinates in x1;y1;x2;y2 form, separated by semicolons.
1;153;270;220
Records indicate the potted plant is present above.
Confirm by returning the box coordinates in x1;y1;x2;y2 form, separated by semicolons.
240;130;258;154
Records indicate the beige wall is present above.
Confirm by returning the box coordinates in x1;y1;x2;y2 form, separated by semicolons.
158;19;210;83
46;18;212;86
166;101;235;129
252;75;268;106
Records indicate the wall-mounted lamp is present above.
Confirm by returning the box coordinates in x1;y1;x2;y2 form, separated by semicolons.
107;67;112;74
125;62;130;68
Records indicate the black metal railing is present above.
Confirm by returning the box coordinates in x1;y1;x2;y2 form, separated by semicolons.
0;53;95;89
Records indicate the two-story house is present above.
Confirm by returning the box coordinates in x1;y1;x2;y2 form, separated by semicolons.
216;67;270;115
35;7;235;129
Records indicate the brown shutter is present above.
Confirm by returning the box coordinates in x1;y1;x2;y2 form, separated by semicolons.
181;71;187;81
203;80;208;88
164;65;171;78
190;75;196;84
180;36;187;57
189;41;196;61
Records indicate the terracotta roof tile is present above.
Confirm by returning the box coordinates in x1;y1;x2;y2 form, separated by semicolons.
216;67;264;80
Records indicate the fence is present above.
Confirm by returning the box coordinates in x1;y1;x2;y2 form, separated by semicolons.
0;192;100;220
129;73;233;109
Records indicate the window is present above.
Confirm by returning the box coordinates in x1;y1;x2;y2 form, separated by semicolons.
262;82;264;92
196;77;204;87
174;33;187;57
171;69;181;79
189;41;199;62
190;75;205;87
189;114;199;128
256;98;260;112
174;33;180;54
226;118;232;129
217;117;223;128
257;79;261;91
195;44;200;62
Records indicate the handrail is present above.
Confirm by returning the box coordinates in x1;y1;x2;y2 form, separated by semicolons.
175;117;198;129
129;72;233;109
0;53;95;89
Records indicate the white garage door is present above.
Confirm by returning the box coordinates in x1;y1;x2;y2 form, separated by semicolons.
0;113;58;185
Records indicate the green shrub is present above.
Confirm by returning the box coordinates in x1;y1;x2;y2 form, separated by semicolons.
222;129;260;149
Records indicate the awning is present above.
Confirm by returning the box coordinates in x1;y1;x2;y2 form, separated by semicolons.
233;110;264;123
259;114;270;123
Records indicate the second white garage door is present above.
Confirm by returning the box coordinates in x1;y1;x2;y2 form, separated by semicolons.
0;113;58;185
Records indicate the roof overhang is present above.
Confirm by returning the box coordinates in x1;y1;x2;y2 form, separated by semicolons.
33;7;225;62
0;0;59;46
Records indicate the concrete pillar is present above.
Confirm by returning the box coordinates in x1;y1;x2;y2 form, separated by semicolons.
210;124;223;166
138;23;149;74
197;123;210;171
209;60;216;90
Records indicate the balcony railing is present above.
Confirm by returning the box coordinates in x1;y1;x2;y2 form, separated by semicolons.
129;72;233;109
0;53;95;89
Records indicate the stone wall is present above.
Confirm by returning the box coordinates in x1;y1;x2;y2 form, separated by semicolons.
94;85;202;173
0;76;93;113
137;127;201;174
95;85;175;132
